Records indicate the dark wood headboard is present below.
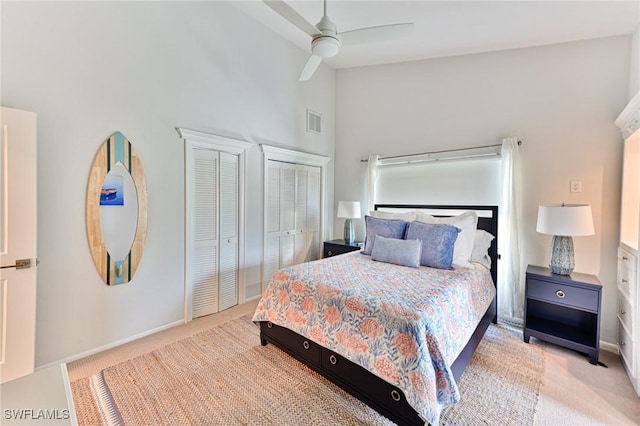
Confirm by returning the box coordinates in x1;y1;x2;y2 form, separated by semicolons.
373;204;499;286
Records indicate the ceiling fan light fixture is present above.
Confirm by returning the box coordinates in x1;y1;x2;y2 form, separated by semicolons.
311;36;340;58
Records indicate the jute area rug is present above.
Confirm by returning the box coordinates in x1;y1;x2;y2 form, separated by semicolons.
71;316;544;425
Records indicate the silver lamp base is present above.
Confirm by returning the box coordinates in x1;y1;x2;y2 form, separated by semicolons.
549;235;575;275
343;218;355;244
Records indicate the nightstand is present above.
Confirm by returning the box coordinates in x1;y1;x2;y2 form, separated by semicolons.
323;239;363;258
524;265;602;364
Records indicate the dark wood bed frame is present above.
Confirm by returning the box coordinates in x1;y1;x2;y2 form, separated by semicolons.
258;204;498;426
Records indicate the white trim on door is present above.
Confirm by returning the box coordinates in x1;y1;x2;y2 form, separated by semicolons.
178;128;251;322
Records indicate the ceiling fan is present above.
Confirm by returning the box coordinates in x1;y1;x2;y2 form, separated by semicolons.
264;0;414;81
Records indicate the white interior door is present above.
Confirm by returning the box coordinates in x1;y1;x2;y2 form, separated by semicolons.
0;107;37;384
190;148;219;318
218;152;239;311
264;160;281;287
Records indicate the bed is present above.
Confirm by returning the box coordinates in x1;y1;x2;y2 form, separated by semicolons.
252;204;498;425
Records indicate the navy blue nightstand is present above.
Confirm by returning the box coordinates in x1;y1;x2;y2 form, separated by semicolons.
323;239;363;258
524;264;602;365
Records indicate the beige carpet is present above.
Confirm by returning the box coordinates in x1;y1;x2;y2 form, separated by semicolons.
71;316;544;425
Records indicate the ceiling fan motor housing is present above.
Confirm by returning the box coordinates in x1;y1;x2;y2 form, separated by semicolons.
312;15;340;58
312;36;340;58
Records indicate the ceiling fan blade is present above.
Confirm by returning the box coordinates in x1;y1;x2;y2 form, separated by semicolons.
340;22;414;46
299;54;323;81
264;1;321;37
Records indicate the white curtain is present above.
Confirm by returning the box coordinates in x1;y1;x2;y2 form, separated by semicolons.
366;154;379;213
498;137;524;322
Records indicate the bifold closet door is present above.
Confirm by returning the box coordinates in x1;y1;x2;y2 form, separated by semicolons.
264;160;282;288
295;165;321;264
190;149;239;318
192;149;219;318
218;152;239;312
305;166;321;262
263;160;321;286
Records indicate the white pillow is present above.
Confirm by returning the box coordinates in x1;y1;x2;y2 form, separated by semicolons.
369;210;418;222
470;229;495;269
415;211;478;268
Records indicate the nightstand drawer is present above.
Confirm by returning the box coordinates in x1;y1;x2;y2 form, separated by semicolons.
527;279;599;312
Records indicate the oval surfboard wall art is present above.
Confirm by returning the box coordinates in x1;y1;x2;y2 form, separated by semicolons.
86;131;148;285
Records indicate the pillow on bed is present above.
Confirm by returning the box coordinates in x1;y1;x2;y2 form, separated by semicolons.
404;221;460;270
362;216;409;255
470;229;494;269
369;210;418;222
415;211;478;268
370;235;422;268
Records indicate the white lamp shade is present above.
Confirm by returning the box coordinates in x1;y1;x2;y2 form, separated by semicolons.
337;201;361;219
536;204;595;237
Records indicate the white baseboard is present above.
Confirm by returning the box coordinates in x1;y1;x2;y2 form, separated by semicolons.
36;319;185;372
600;340;618;354
244;294;261;303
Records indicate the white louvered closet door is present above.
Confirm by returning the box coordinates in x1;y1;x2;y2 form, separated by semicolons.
264;160;282;287
306;166;321;262
294;166;308;265
280;164;297;268
192;149;219;318
190;149;239;318
218;152;239;311
263;160;322;286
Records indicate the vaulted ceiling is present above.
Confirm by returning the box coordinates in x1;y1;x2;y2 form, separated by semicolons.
234;1;639;69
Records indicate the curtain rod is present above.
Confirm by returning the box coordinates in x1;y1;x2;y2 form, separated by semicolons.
360;141;522;162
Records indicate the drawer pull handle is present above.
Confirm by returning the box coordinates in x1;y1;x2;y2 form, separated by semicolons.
391;390;401;402
555;290;566;299
328;251;333;256
267;322;273;329
303;341;310;350
329;354;337;365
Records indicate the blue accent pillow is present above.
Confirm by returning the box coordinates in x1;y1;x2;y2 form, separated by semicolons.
405;221;461;270
371;236;422;268
362;216;409;255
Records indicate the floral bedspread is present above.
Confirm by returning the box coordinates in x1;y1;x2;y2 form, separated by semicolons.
252;251;495;425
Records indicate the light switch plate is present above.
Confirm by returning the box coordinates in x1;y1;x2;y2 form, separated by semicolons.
570;180;582;193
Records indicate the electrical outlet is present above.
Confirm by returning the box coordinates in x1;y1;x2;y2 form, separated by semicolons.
570;180;582;193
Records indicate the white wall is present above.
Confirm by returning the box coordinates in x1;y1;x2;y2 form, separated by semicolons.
1;1;335;367
335;36;631;345
629;25;640;99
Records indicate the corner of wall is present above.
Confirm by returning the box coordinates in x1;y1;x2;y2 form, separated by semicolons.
629;25;640;99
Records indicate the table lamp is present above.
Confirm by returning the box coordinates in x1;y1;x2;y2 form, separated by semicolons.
536;204;594;275
337;201;361;244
